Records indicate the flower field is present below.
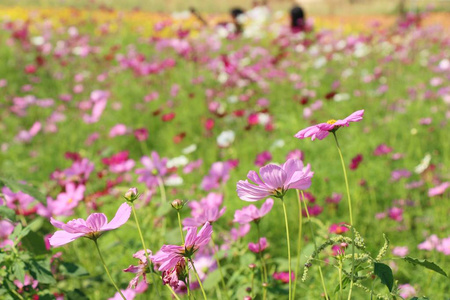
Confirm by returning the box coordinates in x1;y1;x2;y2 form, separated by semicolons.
0;3;449;300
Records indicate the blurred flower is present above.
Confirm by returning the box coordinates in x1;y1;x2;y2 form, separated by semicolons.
248;237;269;253
234;198;274;224
329;223;349;234
392;246;409;257
124;249;152;288
254;151;272;167
272;271;294;284
201;162;231;191
349;154;363;170
294;110;364;141
373;144;393;156
428;182;449;197
398;284;416;298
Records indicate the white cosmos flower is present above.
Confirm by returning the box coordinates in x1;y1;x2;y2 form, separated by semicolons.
217;130;235;148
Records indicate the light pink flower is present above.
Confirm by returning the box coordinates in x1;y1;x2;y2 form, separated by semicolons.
398;284;416;298
294;110;364;141
109;124;128;137
237;159;313;201
201;162;231;191
248;237;269;253
436;237;450;255
373;144;393;156
418;234;440;251
233;198;274;224
428;182;449;197
392;246;409;257
49;202;131;247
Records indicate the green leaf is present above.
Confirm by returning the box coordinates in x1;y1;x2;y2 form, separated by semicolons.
0;206;16;222
334;275;351;293
0;177;47;205
202;269;222;290
12;260;26;284
21;231;48;255
59;262;89;277
374;262;394;292
403;257;448;278
66;289;89;300
28;259;56;284
410;297;430;300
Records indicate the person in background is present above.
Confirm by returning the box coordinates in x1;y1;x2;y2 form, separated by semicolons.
230;7;246;34
290;5;306;33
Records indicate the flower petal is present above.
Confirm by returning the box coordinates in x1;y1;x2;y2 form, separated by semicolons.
101;202;132;231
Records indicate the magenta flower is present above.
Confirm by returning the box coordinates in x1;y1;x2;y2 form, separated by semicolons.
329;223;349;234
294;110;364;141
302;204;323;217
102;151;135;173
349;154;363;170
152;222;213;271
325;193;342;204
255;151;272;167
273;271;294;284
124;249;152;288
237;159;313;201
233;198;274;224
387;207;403;222
248;237;269;253
373;144;393;156
391;169;411;182
49;202;131;247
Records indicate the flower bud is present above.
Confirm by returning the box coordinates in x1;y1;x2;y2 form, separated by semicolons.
248;263;256;269
124;188;139;202
171;199;184;210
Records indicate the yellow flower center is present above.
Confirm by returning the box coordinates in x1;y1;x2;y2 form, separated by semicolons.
68;198;73;204
327;119;337;125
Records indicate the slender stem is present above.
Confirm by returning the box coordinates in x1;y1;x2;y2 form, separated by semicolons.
157;176;167;205
190;259;208;300
332;132;355;300
93;239;126;300
301;191;329;299
175;213;192;297
339;260;343;300
177;211;185;244
160;276;182;300
211;236;230;300
293;190;303;299
280;198;292;300
131;203;160;297
255;222;267;300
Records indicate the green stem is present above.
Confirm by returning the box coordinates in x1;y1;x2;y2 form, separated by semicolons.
293;190;303;299
157;176;167;205
339;260;343;300
280;198;292;300
255;222;268;300
211;236;230;300
332;132;355;300
160;276;182;300
190;259;208;300
131;203;160;297
93;239;126;300
177;211;185;244
301;191;329;299
175;211;191;297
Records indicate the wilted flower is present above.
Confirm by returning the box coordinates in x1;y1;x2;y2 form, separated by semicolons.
124;249;152;288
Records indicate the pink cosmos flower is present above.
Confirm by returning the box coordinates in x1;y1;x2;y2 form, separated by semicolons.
188;193;223;219
2;186;37;216
255;151;272;167
391;169;411;181
153;223;212;269
302;204;323;217
201;162;231;191
233;198;274;224
286;149;304;161
418;235;440;251
102;151;135;173
15;121;42;143
134;128;149;141
248;237;269;253
124;249;152;288
332;243;348;256
273;271;294;284
237;159;313;201
398;284;416;298
294;110;364;141
183;205;226;227
230;224;251;241
349;154;363;170
392;246;409;257
428;182;449;197
49;202;131;247
0;220;15;248
373;144;393;156
325;193;342;204
388;207;403;222
436;237;450;255
109;124;128;137
136;152;168;188
329;223;349;234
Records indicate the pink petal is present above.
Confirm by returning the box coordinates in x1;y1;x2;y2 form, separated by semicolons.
49;231;85;247
101;202;132;231
259;164;286;190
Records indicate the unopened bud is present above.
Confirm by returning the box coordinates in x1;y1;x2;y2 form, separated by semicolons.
244;296;252;300
124;188;139;202
262;282;268;288
248;263;256;269
171;199;184;210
